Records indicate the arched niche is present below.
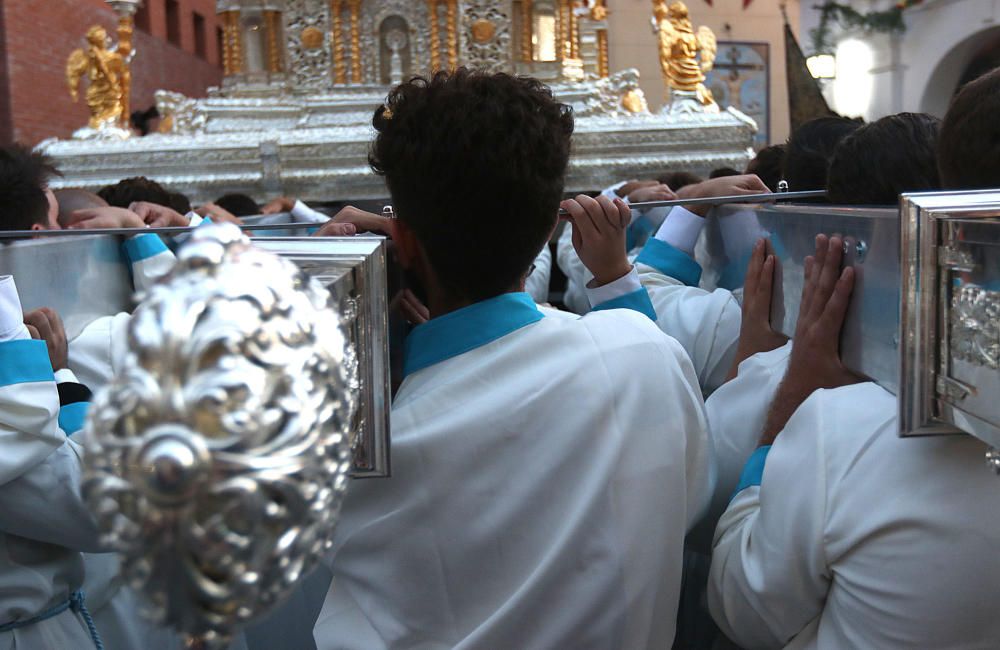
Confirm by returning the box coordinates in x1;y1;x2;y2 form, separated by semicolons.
920;26;1000;117
532;0;558;62
379;15;412;85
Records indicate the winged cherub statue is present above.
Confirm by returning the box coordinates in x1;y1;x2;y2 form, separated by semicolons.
66;24;133;132
651;0;717;109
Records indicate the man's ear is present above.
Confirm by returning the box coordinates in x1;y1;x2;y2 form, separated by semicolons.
392;220;420;270
31;222;44;231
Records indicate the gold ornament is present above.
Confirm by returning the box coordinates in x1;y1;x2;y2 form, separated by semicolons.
471;19;496;43
651;0;717;106
301;26;324;50
622;89;648;113
66;24;132;131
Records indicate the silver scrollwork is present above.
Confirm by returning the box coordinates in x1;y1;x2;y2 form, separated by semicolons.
951;285;1000;369
82;224;358;648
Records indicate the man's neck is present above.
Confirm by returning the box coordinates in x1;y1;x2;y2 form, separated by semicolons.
426;285;523;320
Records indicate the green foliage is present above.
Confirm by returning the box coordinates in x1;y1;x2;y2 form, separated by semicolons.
809;1;921;55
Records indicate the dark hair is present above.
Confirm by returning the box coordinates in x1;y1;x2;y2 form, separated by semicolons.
370;69;574;302
54;188;107;228
167;192;191;215
709;167;741;179
215;192;261;217
0;144;61;230
745;144;786;193
828;113;942;205
130;106;160;136
784;116;863;195
657;170;703;191
98;176;172;208
939;68;1000;189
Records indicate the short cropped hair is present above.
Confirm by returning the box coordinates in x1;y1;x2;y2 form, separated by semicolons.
98;176;172;208
784;116;863;195
370;69;574;302
745;144;786;193
828;113;941;205
215;193;261;217
0;144;60;230
939;69;1000;189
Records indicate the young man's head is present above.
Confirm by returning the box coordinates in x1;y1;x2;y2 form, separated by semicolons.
54;188;108;228
657;170;703;191
215;192;261;217
827;112;942;205
370;69;574;304
938;68;1000;189
0;144;61;231
98;175;172;208
745;144;786;193
783;116;863;195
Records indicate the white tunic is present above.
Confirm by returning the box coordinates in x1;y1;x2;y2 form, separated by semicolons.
314;292;712;649
709;382;1000;649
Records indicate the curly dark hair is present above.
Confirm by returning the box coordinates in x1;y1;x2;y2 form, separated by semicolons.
0;144;61;231
98;176;172;208
370;68;575;302
745;144;786;193
827;112;941;205
939;69;1000;189
783;116;863;197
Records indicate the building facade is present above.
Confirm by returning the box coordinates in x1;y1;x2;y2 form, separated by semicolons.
800;0;1000;121
0;0;223;145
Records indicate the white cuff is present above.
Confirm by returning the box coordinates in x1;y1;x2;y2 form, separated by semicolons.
653;206;705;256
718;209;766;259
585;265;641;306
600;180;630;201
54;368;79;384
292;200;331;224
187;212;204;228
0;276;29;342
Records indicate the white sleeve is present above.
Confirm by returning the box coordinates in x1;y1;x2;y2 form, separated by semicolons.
525;245;552;304
0;275;30;341
292;200;332;224
0;339;64;486
0;437;104;552
654;206;705;256
633;264;740;395
122;233;176;292
555;223;594;314
708;391;832;649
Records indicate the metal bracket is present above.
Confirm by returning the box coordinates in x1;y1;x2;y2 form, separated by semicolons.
937;375;974;402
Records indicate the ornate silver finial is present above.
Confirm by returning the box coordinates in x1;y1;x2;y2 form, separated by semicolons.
82;223;357;648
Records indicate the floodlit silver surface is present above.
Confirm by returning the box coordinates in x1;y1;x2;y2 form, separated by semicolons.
81;224;357;648
899;191;1000;450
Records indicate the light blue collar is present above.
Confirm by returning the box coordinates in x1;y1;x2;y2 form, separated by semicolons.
403;292;544;377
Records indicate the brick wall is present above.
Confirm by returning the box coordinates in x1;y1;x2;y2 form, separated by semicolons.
0;0;222;145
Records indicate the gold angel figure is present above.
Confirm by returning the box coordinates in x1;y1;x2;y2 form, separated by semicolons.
66;24;133;131
651;0;717;107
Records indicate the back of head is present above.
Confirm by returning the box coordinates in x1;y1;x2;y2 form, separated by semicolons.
0;144;60;231
745;144;786;193
98;176;172;208
370;69;574;302
784;116;863;194
939;68;1000;189
215;192;261;217
657;170;703;191
54;188;108;227
709;167;740;179
168;192;191;215
828;112;942;205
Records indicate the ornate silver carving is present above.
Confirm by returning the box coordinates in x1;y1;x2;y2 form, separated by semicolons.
361;0;430;84
575;69;650;118
951;285;1000;369
155;90;207;135
283;0;334;92
461;0;512;73
82;224;357;647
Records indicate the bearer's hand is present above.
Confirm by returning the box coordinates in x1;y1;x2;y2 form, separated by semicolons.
195;202;244;225
760;235;862;445
128;201;188;227
313;206;395;238
616;180;658;198
626;183;677;205
562;194;633;287
390;289;430;325
261;197;296;214
677;174;770;216
24;307;68;370
67;206;145;230
727;238;788;381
